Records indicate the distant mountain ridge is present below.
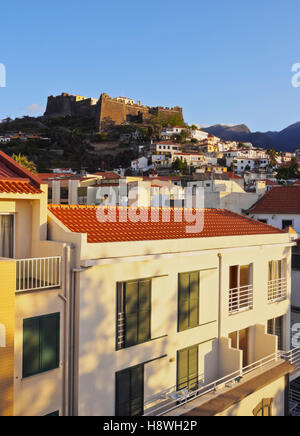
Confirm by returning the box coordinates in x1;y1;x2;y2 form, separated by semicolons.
202;123;300;152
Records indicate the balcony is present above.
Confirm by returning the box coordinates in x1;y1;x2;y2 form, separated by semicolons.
268;277;287;303
229;285;253;315
143;346;300;416
15;256;61;293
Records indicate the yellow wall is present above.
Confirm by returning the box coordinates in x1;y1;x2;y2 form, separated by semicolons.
216;375;286;416
0;259;15;416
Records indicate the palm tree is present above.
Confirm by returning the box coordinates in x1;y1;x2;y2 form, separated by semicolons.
12;153;37;174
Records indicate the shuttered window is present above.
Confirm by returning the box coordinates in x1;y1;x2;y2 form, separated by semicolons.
23;313;60;378
178;272;199;332
117;279;151;349
116;364;144;416
177;345;199;391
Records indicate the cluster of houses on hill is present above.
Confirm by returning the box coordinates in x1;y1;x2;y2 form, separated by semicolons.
130;127;296;179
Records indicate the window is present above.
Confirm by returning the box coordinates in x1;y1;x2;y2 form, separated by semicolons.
282;220;293;230
23;313;60;378
292;248;300;270
115;364;144;416
0;214;14;258
45;411;59;416
229;265;253;314
177;345;198;391
178;272;199;332
267;316;284;350
258;219;267;224
117;279;151;350
253;398;273;416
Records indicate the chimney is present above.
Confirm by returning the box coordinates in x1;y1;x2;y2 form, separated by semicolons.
68;180;79;205
52;180;61;204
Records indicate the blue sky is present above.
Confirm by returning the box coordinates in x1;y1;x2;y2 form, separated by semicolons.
1;0;300;131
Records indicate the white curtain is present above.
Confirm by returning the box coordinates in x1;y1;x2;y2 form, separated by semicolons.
0;215;14;258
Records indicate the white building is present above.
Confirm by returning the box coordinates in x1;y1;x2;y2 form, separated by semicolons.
189;129;209;141
131;156;150;173
172;152;205;167
46;205;299;416
232;157;270;174
246;185;300;233
161;127;186;139
151;141;181;154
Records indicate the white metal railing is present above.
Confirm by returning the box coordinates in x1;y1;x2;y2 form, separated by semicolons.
117;312;125;350
15;257;61;292
143;346;300;416
268;277;287;303
229;285;253;315
281;347;300;372
144;352;281;416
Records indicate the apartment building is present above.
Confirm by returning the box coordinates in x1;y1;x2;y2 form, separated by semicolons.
172;152;205;167
47;205;297;416
0;151;68;416
150;141;181;155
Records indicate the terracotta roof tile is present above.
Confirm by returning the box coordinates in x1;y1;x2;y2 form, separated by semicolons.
246;186;300;214
0;180;42;194
0;151;42;194
48;205;283;244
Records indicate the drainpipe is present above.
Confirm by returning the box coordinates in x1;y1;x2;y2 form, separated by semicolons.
218;253;222;340
69;266;84;416
57;244;71;416
62;244;71;416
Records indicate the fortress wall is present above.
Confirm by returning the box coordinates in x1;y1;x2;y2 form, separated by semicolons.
97;94;183;132
44;92;184;131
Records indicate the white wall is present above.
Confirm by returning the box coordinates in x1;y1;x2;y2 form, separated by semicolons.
250;213;300;234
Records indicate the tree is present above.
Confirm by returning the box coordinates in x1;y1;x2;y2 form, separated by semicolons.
266;148;278;166
276;157;299;180
12;153;37;174
172;157;188;174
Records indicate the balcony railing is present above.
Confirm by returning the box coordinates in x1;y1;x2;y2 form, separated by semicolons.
16;256;61;293
229;285;253;315
117;312;125;350
268;277;287;303
144;346;300;416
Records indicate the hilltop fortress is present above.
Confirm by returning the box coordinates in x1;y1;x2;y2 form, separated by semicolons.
44;92;184;132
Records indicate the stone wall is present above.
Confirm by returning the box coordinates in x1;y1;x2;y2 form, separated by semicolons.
96;93;183;132
44;92;184;132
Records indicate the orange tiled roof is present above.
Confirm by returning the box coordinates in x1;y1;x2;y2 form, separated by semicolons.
246;185;300;214
0;180;42;194
0;151;42;194
48;205;284;244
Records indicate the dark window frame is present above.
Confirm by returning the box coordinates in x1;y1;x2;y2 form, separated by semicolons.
178;271;200;332
23;313;60;378
115;364;144;416
116;279;151;350
177;344;199;391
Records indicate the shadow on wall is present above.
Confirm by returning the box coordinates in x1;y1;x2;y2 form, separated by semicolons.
0;327;14;416
76;260;179;416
